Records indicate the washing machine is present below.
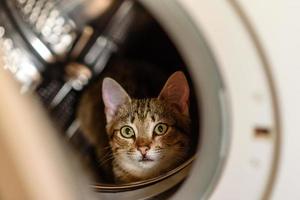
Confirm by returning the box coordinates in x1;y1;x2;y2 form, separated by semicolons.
0;0;299;199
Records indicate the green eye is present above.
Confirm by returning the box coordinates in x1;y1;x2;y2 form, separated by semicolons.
154;123;168;135
120;126;135;138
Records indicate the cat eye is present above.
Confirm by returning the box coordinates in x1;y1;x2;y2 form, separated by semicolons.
153;123;168;135
120;126;135;138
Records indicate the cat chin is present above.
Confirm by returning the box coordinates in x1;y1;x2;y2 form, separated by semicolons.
113;155;184;182
115;160;158;177
136;160;157;169
113;151;187;181
128;156;158;169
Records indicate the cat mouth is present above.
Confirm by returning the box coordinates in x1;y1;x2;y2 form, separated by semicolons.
139;157;154;162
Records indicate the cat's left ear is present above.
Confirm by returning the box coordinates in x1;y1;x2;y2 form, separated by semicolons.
102;78;131;123
159;71;190;115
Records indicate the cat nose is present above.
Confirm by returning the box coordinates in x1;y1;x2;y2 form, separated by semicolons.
137;146;150;156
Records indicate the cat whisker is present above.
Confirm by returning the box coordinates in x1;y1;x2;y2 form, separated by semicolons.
99;156;115;166
98;150;114;161
102;146;112;150
98;153;113;163
97;150;125;166
98;151;124;166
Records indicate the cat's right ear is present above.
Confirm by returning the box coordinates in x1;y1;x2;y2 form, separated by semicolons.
158;71;190;116
102;78;131;123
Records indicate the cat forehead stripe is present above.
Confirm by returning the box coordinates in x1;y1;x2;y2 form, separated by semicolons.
131;99;152;120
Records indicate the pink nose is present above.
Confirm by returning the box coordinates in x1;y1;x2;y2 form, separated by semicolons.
137;146;150;156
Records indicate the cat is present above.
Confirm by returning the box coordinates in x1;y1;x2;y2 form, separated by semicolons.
102;71;190;183
77;60;191;183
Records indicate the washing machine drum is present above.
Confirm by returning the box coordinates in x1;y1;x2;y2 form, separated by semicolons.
0;0;279;200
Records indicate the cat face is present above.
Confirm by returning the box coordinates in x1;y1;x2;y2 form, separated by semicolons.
102;71;190;181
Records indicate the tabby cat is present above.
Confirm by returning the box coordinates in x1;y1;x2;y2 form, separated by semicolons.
78;67;191;183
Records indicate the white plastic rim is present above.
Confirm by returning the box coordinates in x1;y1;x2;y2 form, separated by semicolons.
237;1;300;199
